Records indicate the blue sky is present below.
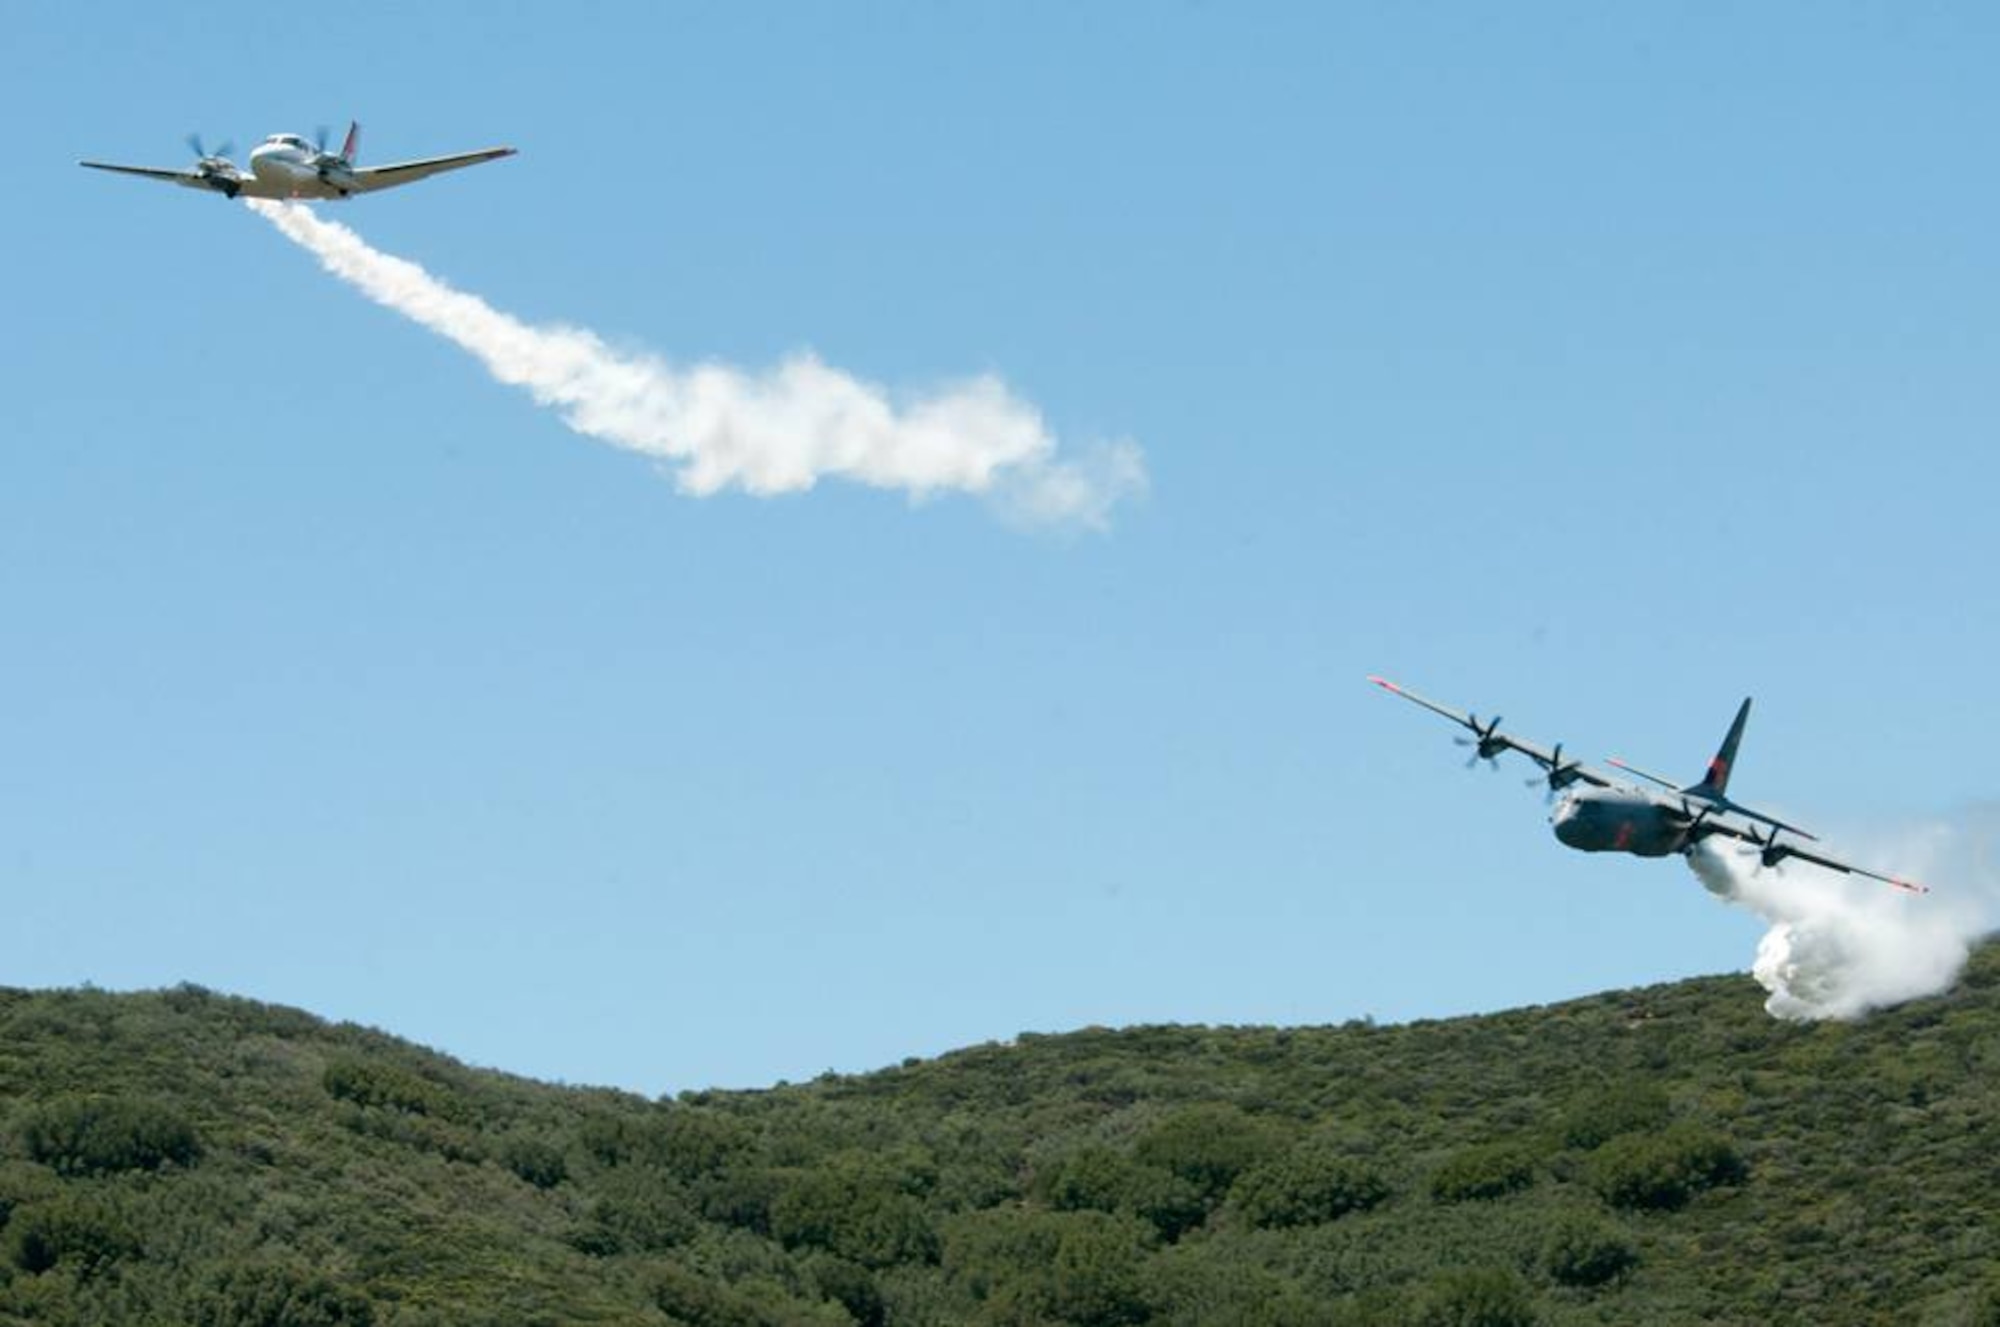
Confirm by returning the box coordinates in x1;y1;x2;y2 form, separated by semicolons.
6;3;1997;1093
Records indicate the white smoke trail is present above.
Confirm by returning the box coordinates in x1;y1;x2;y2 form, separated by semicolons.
1686;807;2000;1020
244;200;1145;530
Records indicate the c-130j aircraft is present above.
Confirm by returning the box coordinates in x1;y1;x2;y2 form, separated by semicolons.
1370;676;1927;894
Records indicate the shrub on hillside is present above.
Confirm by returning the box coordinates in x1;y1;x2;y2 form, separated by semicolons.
1589;1125;1745;1211
322;1058;456;1118
338;1104;486;1165
941;1207;1066;1302
1049;1211;1150;1327
1430;1143;1537;1204
1229;1141;1390;1229
806;1254;885;1327
5;1195;137;1277
649;1108;753;1180
1558;1081;1672;1151
570;1172;700;1255
18;1095;200;1176
501;1136;568;1190
1132;1104;1283;1206
1539;1210;1637;1287
187;1261;376;1327
0;1161;61;1234
649;1260;850;1327
696;1167;784;1235
1038;1147;1206;1241
1145;1241;1329;1327
1412;1266;1538;1327
1038;1146;1135;1213
647;1262;770;1327
770;1160;939;1269
578;1107;750;1179
943;1208;1152;1327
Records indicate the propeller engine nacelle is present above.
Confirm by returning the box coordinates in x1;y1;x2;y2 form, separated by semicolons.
1736;825;1794;871
1525;743;1585;802
182;135;242;197
309;122;361;190
1674;799;1722;845
1455;714;1507;770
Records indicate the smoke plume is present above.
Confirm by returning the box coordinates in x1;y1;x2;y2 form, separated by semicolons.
245;200;1145;529
1686;807;2000;1020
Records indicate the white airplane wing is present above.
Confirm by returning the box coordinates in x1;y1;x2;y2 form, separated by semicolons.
349;147;517;193
78;161;222;192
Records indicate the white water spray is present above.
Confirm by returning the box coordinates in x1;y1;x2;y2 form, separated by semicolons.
245;200;1145;530
1686;808;2000;1020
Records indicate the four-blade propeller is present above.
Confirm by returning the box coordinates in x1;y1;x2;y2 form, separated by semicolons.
1524;742;1585;803
1454;714;1507;770
1735;824;1793;873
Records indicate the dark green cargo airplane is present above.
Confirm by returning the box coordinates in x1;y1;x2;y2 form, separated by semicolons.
1370;676;1926;894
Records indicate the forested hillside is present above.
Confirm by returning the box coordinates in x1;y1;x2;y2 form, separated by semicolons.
3;946;1999;1327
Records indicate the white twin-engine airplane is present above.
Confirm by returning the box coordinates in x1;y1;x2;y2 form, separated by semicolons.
79;122;514;201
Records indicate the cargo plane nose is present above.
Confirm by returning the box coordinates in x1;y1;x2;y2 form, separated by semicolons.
1551;795;1591;849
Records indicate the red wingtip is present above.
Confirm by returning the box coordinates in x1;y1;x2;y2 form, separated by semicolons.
1893;878;1929;895
1606;757;1629;769
1367;675;1401;693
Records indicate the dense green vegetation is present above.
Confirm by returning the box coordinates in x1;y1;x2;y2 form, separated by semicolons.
4;945;2000;1325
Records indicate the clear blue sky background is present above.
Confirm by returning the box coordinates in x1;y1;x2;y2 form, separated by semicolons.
5;3;1996;1093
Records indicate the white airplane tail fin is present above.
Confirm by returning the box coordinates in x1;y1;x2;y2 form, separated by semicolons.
340;121;361;164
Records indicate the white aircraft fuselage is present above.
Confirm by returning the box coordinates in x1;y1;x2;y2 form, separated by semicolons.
243;133;365;200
